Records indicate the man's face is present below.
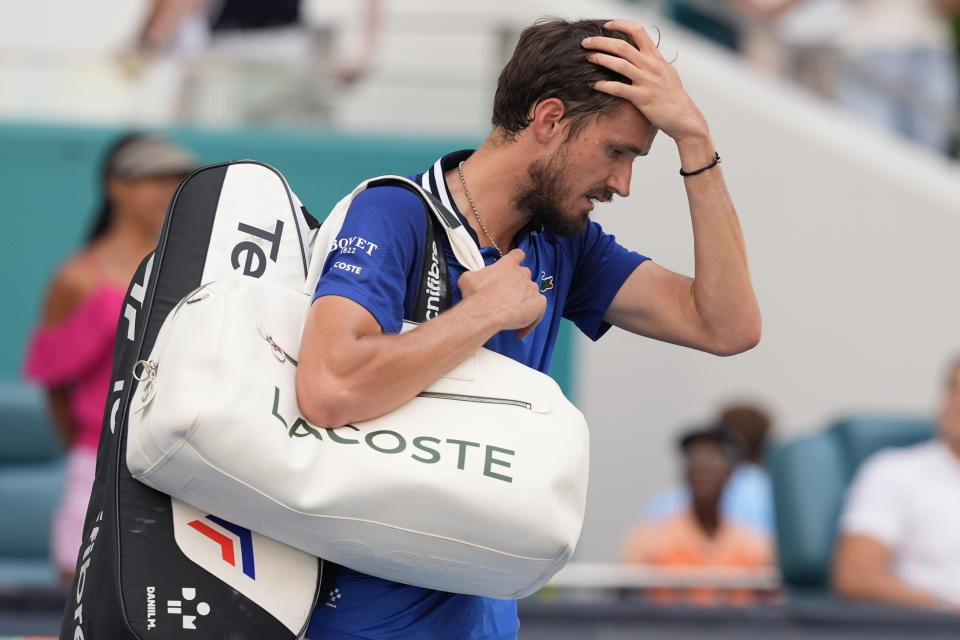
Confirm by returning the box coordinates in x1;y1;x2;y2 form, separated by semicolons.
938;362;960;447
515;102;657;236
684;439;733;504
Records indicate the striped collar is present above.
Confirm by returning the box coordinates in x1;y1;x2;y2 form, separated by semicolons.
419;149;472;222
417;150;541;255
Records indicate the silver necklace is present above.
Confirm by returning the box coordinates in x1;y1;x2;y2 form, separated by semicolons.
457;161;502;258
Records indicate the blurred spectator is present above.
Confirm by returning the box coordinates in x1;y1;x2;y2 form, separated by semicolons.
132;0;382;82
664;0;744;51
734;0;851;98
947;1;960;157
622;426;775;606
124;0;382;123
22;134;197;581
832;357;960;613
719;405;776;534
643;404;776;536
673;1;960;152
834;0;959;153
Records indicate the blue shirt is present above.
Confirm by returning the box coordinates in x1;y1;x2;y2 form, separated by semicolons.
641;463;776;536
307;150;648;640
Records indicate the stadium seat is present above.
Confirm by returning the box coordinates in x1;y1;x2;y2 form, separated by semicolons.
769;415;935;593
0;382;64;585
830;416;935;482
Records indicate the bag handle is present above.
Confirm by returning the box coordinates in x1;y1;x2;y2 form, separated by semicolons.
302;175;485;299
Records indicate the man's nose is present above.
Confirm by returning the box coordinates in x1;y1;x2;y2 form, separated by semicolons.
607;163;632;197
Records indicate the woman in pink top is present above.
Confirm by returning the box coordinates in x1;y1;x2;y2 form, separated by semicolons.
23;133;197;581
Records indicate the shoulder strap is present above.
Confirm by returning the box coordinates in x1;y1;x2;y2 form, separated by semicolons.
302;176;479;599
303;175;485;322
411;205;450;322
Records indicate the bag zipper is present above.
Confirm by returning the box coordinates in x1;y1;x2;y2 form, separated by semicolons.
263;357;533;411
416;391;531;410
132;283;213;407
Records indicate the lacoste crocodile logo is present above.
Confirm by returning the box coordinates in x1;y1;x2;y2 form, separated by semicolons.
539;272;554;293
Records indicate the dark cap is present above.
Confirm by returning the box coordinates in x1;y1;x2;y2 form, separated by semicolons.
678;424;744;461
109;136;199;179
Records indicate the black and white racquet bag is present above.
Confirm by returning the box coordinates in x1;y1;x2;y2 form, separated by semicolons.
61;161;454;639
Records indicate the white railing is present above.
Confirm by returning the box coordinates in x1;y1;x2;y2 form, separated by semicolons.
547;562;781;591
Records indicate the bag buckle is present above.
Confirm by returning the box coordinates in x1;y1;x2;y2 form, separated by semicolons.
256;320;298;366
133;360;159;405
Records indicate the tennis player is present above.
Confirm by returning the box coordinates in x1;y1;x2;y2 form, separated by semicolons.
297;17;761;640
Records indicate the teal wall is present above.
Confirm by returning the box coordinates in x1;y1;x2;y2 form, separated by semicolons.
0;122;577;398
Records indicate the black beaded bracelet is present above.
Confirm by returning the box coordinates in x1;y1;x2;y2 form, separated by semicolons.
679;151;722;176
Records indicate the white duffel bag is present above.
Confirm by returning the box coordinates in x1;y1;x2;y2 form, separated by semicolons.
126;175;590;599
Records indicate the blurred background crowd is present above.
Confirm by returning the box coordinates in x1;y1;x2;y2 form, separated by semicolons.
1;0;959;638
666;0;960;157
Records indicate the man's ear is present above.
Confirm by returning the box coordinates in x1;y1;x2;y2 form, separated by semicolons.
529;98;567;145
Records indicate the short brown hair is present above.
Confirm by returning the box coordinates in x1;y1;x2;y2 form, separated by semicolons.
492;18;640;139
719;405;772;463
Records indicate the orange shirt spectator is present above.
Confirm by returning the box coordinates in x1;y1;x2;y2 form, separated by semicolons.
621;511;773;606
621;425;775;606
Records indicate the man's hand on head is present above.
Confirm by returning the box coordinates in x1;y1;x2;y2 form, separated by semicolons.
582;20;710;145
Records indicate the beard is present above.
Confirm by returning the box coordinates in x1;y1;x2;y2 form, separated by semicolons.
514;149;612;238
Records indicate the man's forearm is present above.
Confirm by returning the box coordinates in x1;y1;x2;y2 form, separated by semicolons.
583;20;760;353
299;249;546;428
297;290;532;427
835;567;943;610
677;134;761;353
297;296;504;428
832;534;954;612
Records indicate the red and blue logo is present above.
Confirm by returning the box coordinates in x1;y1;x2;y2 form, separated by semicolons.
187;515;256;580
